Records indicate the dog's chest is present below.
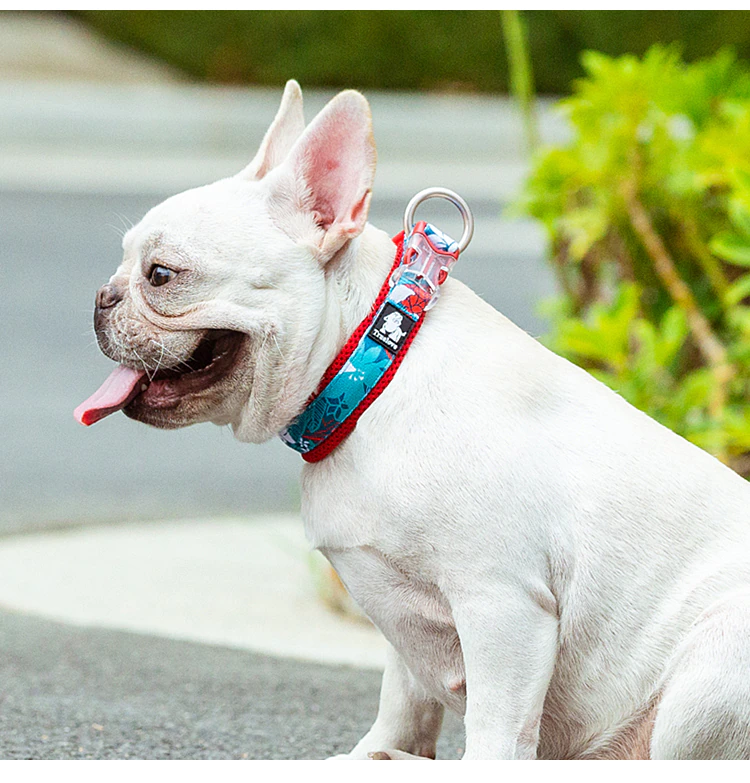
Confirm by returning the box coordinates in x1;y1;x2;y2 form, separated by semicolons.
322;544;466;711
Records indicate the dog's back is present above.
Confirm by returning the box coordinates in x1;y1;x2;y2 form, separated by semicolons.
305;258;750;757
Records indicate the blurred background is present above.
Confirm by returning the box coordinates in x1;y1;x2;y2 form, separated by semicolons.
2;10;750;759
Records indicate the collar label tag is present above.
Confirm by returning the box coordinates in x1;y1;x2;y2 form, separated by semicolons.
368;303;416;353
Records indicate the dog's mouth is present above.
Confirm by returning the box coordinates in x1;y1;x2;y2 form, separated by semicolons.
74;330;246;426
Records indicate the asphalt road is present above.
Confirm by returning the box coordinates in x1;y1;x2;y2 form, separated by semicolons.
1;188;554;534
0;609;464;760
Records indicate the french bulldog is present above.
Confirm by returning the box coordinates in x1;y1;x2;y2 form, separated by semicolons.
76;81;750;759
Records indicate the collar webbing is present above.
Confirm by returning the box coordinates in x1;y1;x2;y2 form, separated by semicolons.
279;222;460;462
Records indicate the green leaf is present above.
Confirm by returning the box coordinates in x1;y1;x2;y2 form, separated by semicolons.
559;205;609;261
632;320;659;375
709;232;750;266
729;198;750;238
725;274;750;306
669;369;715;412
555;320;615;364
655;307;688;366
727;305;750;334
734;169;750;194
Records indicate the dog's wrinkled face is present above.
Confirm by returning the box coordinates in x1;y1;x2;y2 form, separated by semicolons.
95;180;296;435
76;81;376;442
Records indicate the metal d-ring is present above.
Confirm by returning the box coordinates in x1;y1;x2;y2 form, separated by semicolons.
403;187;475;253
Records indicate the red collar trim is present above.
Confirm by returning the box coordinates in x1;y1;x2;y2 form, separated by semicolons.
314;231;404;394
299;232;405;462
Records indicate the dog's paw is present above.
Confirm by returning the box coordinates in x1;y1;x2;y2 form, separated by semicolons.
327;748;432;760
367;749;432;760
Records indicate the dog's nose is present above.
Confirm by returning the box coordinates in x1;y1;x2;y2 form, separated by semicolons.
96;283;123;310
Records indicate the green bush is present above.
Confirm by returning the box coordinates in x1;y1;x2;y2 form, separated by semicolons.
521;47;750;473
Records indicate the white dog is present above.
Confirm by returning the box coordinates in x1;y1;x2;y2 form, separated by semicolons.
76;81;750;759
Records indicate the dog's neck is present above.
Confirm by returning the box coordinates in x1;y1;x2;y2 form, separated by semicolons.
303;223;397;391
273;223;398;435
331;223;399;336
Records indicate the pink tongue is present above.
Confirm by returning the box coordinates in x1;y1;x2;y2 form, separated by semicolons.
74;365;147;426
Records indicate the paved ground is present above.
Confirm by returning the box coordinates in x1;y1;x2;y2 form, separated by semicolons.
0;12;181;83
0;517;388;669
0;609;464;760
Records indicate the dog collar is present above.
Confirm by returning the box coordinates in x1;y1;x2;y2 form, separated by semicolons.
279;188;473;462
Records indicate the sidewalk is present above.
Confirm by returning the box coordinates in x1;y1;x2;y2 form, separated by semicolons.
0;517;387;669
0;12;181;83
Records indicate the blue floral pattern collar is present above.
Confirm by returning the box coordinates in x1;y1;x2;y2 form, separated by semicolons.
279;222;460;462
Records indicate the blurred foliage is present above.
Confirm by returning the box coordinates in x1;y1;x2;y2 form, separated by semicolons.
502;10;539;151
71;10;750;94
521;47;750;473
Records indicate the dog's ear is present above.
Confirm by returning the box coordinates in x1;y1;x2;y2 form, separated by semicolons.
265;89;376;263
241;80;305;181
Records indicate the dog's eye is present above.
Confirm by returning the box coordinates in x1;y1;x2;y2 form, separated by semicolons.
148;265;177;287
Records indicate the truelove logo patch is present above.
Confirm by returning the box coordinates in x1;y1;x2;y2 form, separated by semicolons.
368;303;416;353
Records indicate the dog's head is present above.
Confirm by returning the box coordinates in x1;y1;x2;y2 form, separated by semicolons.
75;81;376;442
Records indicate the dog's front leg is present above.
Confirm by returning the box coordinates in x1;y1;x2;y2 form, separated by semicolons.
331;644;444;760
454;585;558;759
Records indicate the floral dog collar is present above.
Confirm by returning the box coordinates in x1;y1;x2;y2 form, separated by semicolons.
279;188;473;462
